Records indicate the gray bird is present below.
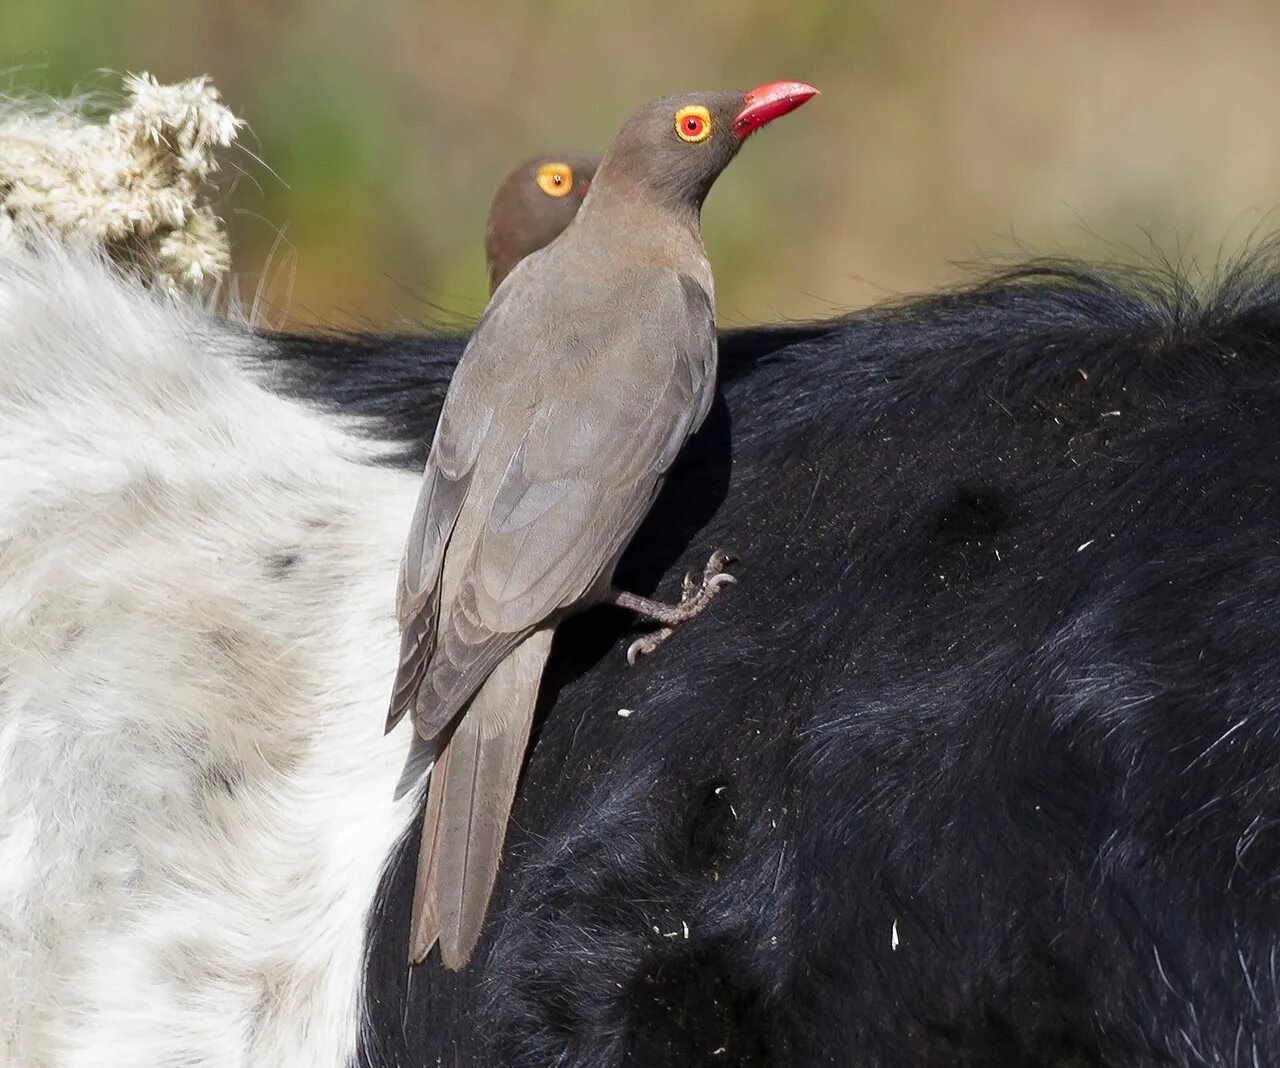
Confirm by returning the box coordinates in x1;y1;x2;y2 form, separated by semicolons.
388;81;819;969
484;151;601;292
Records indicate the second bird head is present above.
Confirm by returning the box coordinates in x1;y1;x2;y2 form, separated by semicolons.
485;151;602;292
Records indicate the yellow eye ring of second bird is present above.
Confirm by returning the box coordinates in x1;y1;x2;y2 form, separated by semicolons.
536;162;575;197
674;105;713;143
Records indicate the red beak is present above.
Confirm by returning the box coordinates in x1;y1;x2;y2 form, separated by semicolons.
732;80;819;139
578;179;591;197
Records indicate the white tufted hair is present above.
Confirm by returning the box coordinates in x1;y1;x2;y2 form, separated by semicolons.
0;243;422;1067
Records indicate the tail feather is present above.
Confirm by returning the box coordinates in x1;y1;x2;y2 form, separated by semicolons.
408;735;451;961
408;629;553;968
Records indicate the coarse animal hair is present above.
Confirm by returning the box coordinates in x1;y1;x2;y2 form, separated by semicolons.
0;242;424;1067
332;249;1280;1065
6;234;1280;1066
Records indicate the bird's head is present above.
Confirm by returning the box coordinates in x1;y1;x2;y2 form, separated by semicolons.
589;81;819;217
484;151;602;291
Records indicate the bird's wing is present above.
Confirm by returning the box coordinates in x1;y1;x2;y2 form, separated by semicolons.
479;269;717;618
409;270;716;739
386;294;524;732
477;269;717;624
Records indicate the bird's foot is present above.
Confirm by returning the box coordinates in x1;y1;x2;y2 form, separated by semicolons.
606;548;738;665
623;625;675;665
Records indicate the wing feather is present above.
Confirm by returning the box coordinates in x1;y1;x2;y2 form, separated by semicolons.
400;268;715;735
385;291;526;731
468;269;716;633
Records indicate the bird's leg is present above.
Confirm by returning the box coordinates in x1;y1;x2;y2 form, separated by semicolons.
606;549;738;664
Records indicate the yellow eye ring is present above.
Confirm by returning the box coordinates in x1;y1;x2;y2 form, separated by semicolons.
535;162;574;197
675;105;713;144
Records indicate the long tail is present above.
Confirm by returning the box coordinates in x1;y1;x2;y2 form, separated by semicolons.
408;628;554;969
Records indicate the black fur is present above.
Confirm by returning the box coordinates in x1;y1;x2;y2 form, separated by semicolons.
270;257;1280;1067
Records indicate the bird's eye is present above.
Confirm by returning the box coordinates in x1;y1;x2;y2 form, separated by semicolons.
674;105;713;144
536;162;574;197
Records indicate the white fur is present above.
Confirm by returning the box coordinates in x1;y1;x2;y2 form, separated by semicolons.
0;245;422;1067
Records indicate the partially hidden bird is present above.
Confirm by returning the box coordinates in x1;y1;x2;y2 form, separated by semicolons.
485;151;601;292
387;81;819;968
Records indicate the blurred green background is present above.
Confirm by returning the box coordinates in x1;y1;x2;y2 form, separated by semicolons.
5;0;1280;329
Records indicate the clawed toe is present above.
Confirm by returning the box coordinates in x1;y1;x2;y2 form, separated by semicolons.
707;547;738;572
627;629;673;665
678;550;738;608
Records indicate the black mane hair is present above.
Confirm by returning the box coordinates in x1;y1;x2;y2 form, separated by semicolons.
269;253;1280;1066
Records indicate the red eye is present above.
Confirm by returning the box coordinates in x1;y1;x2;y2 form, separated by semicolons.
674;105;713;143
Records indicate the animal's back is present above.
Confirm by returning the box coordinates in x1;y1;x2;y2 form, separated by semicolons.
0;248;422;1068
358;257;1280;1066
